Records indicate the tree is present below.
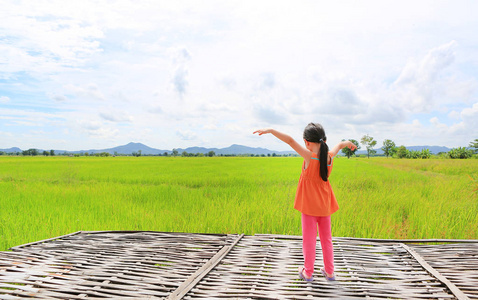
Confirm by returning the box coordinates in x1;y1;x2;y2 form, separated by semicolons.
341;139;360;158
419;149;431;159
396;145;407;158
360;135;377;158
207;151;215;157
42;150;50;156
172;149;179;157
50;149;55;156
22;149;39;156
470;139;478;154
381;139;396;158
448;147;473;159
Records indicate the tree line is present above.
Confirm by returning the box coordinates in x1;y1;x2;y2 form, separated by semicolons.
341;136;478;159
0;149;293;158
1;138;476;159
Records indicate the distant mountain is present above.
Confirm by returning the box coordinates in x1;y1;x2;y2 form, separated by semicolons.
222;144;293;155
41;143;293;156
174;146;219;155
405;146;451;154
83;142;170;155
174;144;294;156
1;143;453;156
0;147;22;153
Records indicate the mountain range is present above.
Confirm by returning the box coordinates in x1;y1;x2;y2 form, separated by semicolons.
0;142;296;156
0;142;453;156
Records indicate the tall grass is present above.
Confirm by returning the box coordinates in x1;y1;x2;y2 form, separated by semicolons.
0;156;476;250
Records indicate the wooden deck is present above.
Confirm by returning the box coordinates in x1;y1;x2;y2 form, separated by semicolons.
0;231;477;299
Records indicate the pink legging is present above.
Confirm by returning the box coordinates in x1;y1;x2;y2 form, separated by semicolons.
301;213;334;277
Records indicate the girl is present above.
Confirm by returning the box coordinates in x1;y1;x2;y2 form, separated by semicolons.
253;123;356;282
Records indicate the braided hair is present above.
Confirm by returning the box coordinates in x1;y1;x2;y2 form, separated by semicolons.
303;122;329;181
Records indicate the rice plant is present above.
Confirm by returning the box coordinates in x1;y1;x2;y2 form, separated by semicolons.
0;156;476;250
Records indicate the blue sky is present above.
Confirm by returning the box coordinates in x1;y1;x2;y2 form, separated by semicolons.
1;0;477;151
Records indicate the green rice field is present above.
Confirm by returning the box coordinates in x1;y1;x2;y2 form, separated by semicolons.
0;156;477;251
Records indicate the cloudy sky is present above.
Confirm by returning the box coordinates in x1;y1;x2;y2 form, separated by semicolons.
1;0;477;151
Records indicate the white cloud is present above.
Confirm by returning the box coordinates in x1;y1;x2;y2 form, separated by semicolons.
79;119;101;131
393;41;458;113
176;129;197;141
430;117;448;130
254;104;289;125
99;111;133;123
65;84;105;101
88;127;119;139
0;96;10;103
315;87;366;117
147;105;163;114
1;0;478;150
0;4;103;76
77;119;119;141
171;66;189;98
203;124;217;130
457;102;478;134
50;94;68;102
169;47;191;99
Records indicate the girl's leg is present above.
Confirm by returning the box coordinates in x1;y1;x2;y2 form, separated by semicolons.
318;216;334;275
301;213;318;277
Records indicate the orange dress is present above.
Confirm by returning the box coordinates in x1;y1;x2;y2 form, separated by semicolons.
294;152;338;217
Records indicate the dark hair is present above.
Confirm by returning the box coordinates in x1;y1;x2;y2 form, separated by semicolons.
303;122;329;181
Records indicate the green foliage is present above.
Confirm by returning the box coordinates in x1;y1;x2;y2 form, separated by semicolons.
418;149;431;159
448;147;473;159
341;139;360;158
407;150;419;159
0;156;476;251
22;149;39;156
395;147;431;159
360;135;377;158
94;152;110;157
406;149;430;159
396;145;407;158
381;139;396;158
468;139;478;154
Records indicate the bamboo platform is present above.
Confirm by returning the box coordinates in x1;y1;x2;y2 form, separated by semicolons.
0;231;477;299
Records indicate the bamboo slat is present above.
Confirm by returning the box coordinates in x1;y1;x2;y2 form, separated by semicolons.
1;231;477;299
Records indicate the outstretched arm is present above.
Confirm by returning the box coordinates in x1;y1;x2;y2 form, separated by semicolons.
253;128;311;160
329;140;357;157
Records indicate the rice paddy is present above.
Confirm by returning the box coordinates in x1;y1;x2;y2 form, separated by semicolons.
0;156;476;251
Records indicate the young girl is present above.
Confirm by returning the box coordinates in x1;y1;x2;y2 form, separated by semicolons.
253;123;356;282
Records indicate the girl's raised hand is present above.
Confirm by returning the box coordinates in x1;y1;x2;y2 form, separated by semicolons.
345;141;357;150
253;129;272;135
